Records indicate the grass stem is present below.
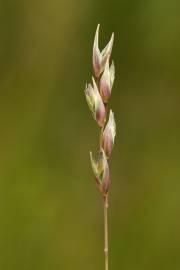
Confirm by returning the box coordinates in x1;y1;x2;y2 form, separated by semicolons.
104;194;109;270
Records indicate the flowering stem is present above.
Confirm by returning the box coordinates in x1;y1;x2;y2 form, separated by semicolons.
104;194;109;270
85;24;116;270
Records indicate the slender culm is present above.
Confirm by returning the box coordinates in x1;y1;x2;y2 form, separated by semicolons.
85;24;116;270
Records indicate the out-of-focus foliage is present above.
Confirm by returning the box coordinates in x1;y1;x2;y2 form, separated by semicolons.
0;0;180;269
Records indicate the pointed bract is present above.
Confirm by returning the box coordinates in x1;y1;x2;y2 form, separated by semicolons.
101;33;114;70
102;110;116;157
93;24;102;78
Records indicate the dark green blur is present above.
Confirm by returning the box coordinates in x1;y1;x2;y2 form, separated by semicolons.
0;0;180;269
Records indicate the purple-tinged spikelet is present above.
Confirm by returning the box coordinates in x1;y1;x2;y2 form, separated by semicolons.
85;77;106;127
99;60;115;103
90;149;110;195
93;24;114;78
102;110;116;158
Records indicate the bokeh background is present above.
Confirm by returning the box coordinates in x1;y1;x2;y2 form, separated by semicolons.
0;0;180;269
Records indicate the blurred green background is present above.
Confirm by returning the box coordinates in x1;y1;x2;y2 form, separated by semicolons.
0;0;180;269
